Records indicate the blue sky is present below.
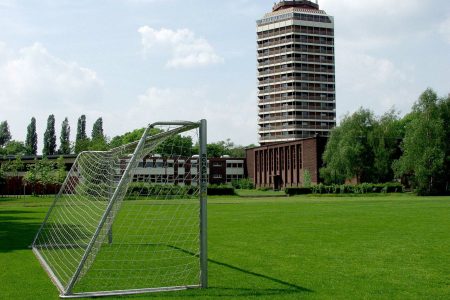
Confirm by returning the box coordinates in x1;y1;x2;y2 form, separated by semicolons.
0;0;449;150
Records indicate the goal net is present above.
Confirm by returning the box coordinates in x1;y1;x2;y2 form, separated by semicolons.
32;120;208;298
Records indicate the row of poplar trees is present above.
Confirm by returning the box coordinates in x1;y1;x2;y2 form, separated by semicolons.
0;115;105;156
321;88;450;195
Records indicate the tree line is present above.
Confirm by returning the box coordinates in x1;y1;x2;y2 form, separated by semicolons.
321;88;450;195
0;116;252;158
0;115;107;156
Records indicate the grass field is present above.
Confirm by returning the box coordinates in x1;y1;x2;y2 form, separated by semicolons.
0;194;449;299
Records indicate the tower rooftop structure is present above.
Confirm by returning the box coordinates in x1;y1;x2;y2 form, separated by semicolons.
273;0;319;12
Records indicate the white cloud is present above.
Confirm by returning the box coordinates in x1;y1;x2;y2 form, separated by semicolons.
439;15;450;44
0;0;15;8
322;0;422;16
336;50;418;118
130;86;257;145
138;26;224;68
0;42;104;149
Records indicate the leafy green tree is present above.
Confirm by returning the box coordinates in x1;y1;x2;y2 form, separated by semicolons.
59;117;71;154
90;117;108;151
91;117;104;140
75;115;89;154
23;158;39;196
25;117;38;155
23;157;56;196
321;108;377;184
367;110;404;183
0;121;12;147
393;89;446;195
0;165;6;194
108;128;160;149
10;156;24;178
0;141;27;156
109;128;145;149
205;142;228;158
439;94;450;193
53;156;67;186
43;114;57;155
3;156;24;196
156;134;193;157
303;169;312;187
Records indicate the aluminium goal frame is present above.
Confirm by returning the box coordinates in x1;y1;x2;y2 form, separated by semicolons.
32;120;208;298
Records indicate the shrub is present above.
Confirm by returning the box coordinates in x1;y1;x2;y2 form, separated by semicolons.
285;187;312;196
231;178;254;190
285;182;404;196
208;184;235;196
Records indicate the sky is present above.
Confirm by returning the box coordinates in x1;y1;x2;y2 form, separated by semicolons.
0;0;449;151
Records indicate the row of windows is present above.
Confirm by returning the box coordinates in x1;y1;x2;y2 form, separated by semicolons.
258;25;334;40
258;44;334;56
258;35;334;47
259;101;335;110
259;91;335;101
257;13;332;26
212;174;245;182
259;82;335;92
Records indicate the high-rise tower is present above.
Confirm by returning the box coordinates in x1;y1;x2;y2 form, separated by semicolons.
257;0;336;144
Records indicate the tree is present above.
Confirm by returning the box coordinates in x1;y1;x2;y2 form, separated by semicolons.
321;108;377;184
91;117;104;140
23;158;39;196
0;121;12;147
23;157;56;196
43;114;57;156
439;94;450;193
75;115;89;154
90;117;107;151
393;89;446;195
25;117;38;155
59;117;71;154
0;164;6;195
53;156;67;186
156;134;193;157
0;141;27;156
367;110;404;183
108;128;160;149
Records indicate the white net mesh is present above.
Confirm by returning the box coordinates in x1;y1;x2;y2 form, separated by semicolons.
33;122;205;296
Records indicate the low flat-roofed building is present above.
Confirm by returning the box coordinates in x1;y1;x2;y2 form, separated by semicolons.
246;136;326;189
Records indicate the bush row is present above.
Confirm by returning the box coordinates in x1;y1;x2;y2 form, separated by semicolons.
285;183;404;196
127;182;236;196
207;184;236;196
127;182;197;197
231;178;254;190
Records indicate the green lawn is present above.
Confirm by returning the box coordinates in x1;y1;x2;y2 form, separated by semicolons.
235;189;287;197
0;194;449;299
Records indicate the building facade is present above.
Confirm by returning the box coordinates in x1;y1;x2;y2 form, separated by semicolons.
129;156;246;186
0;155;247;195
257;0;336;144
246;136;327;189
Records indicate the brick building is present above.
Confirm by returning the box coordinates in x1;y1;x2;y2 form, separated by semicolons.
246;136;327;189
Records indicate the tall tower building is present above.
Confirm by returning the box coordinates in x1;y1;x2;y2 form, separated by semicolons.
257;0;336;144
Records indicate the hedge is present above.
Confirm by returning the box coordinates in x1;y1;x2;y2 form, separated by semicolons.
207;184;236;196
127;182;236;197
285;183;404;196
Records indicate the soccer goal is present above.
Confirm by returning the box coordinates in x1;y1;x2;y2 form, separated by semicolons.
32;120;208;298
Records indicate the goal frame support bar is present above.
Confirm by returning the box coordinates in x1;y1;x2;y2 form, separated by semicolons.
32;120;208;298
60;285;201;298
199;119;208;289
